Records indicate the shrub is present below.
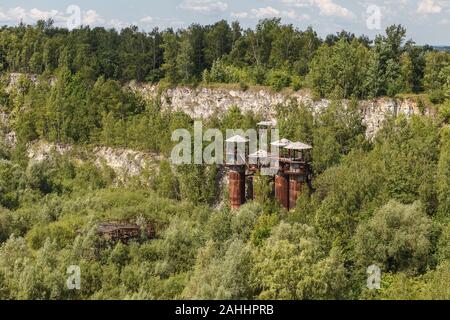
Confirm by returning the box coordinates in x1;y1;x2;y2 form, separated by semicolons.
354;200;432;273
249;65;267;85
239;81;249;91
291;75;302;91
429;89;446;104
267;69;291;92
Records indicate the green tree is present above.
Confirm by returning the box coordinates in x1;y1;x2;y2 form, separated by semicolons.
161;32;180;84
251;222;348;299
354;200;432;273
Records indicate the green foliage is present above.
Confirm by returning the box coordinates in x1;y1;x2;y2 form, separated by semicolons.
153;160;180;200
158;217;202;276
0;21;446;99
0;20;448;301
182;239;254;299
308;39;370;98
267;69;291;92
424;51;450;93
250;214;279;247
437;126;450;218
312;99;366;173
251;222;348;299
177;165;218;206
354;200;432;273
231;203;263;241
365;261;450;300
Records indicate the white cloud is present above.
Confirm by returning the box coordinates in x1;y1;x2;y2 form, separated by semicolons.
282;9;298;19
250;6;281;18
0;6;69;23
139;16;185;29
2;7;27;21
230;12;248;18
417;0;442;14
107;19;129;30
281;0;354;18
0;6;105;26
28;8;59;20
7;7;28;21
82;10;104;25
231;6;310;21
179;0;228;13
314;0;354;18
281;0;311;8
140;16;153;23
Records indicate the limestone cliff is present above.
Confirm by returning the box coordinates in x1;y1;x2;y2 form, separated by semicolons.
129;82;431;138
26;140;161;182
4;73;431;138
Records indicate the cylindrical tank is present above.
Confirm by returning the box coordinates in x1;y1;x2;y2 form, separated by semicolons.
289;176;304;210
275;174;289;210
229;170;245;210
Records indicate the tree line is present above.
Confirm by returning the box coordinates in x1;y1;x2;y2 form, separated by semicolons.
1;19;449;100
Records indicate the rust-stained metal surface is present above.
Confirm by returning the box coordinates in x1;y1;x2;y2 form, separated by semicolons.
229;170;245;210
275;174;289;210
224;139;313;212
289;177;304;210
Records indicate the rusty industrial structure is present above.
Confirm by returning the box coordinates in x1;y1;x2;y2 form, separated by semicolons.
96;221;155;243
225;121;313;211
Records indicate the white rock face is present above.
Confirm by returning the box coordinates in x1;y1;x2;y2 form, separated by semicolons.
129;82;428;138
3;74;428;139
26;140;160;180
93;146;160;178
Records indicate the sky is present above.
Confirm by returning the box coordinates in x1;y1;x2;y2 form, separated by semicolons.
0;0;449;45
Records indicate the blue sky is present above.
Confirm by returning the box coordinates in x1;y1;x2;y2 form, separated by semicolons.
0;0;449;45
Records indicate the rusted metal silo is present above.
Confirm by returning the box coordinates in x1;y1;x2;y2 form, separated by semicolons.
275;174;289;210
289;176;305;210
229;170;245;210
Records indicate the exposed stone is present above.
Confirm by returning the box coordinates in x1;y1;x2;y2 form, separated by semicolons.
26;140;160;180
129;82;430;138
93;146;160;178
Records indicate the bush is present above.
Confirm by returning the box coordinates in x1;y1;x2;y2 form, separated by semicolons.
354;200;432;273
208;59;249;84
291;75;302;91
266;70;291;92
239;81;249;91
249;66;267;85
429;89;446;104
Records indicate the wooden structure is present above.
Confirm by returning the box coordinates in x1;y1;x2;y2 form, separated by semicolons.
223;126;313;211
97;221;155;243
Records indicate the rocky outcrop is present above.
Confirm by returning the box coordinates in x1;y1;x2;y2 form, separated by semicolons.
26;140;161;180
92;146;160;178
129;82;430;138
3;73;431;139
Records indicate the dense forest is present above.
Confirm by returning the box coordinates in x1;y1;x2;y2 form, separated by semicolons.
1;19;449;100
0;19;449;300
